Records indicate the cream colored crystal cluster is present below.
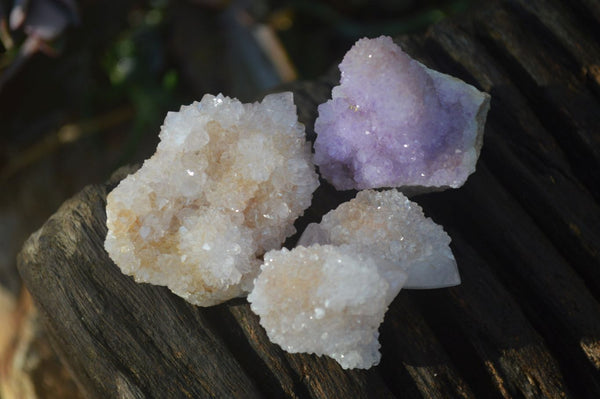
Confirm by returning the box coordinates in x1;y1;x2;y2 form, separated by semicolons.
298;190;459;289
249;190;458;369
105;93;319;306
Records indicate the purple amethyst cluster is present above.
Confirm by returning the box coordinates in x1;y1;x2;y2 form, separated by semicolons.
314;36;490;192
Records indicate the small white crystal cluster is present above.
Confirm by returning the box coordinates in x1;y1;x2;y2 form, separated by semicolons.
249;244;405;369
298;190;459;289
105;93;319;306
249;190;458;369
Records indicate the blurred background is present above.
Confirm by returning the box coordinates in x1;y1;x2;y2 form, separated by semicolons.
0;0;470;397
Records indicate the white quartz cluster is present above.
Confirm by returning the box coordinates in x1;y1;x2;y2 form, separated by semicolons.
249;190;459;369
105;93;319;306
248;244;406;369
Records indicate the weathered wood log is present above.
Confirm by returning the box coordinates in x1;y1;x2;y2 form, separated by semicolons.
17;0;600;397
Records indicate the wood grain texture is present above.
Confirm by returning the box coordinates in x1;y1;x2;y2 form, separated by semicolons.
18;0;600;397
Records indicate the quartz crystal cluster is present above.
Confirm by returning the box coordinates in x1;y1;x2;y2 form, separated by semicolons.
248;244;405;370
298;189;459;289
249;190;458;369
314;35;491;191
105;93;319;306
105;35;489;371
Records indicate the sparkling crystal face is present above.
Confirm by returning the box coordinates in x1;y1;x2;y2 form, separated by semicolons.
314;35;490;191
104;93;319;306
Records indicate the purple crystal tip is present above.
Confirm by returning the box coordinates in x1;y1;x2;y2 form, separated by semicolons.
314;36;491;192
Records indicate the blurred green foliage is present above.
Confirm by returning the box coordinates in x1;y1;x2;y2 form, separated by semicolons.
99;0;181;168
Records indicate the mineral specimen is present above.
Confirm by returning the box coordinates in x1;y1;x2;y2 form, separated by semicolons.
298;189;459;289
248;244;407;369
314;35;491;192
249;190;458;369
104;93;319;306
